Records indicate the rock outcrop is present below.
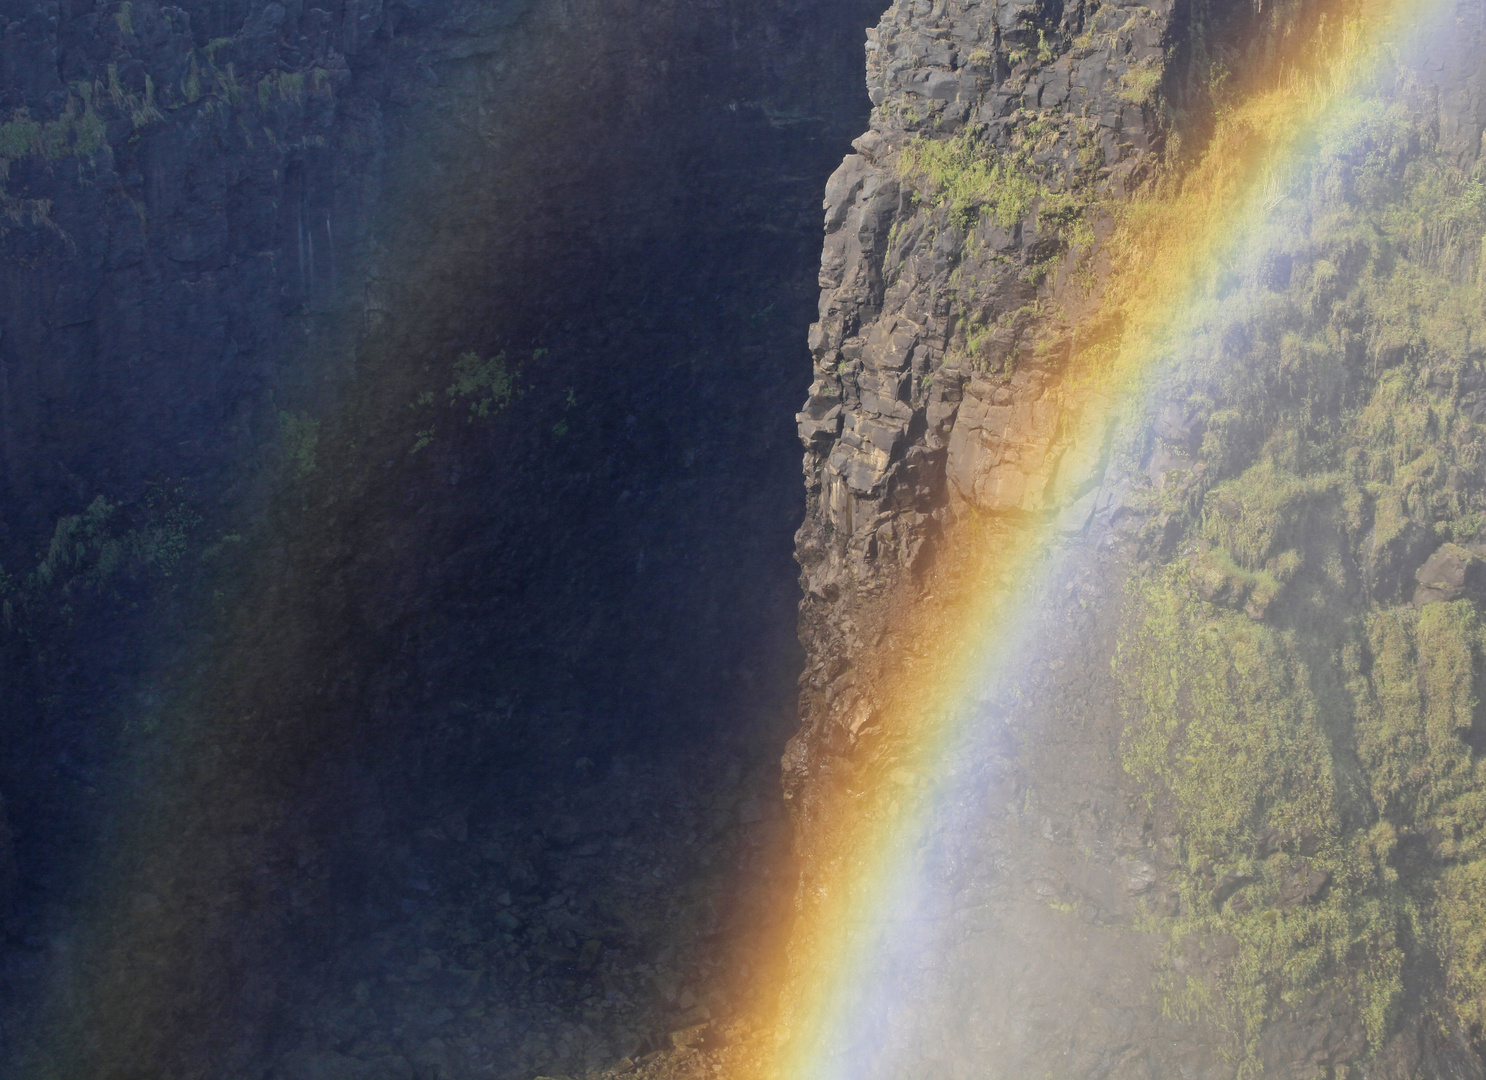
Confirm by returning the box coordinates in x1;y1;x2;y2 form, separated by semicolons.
793;0;1176;758
791;0;1185;806
782;0;1486;1076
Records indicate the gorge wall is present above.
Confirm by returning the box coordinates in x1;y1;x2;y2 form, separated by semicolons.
770;0;1486;1076
7;0;1486;1079
0;1;881;1077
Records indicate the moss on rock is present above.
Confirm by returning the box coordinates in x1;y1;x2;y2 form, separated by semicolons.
1114;83;1486;1068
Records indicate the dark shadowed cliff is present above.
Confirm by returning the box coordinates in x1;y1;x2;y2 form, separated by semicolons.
0;1;880;1076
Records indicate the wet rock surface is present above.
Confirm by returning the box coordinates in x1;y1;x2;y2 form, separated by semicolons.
792;0;1188;745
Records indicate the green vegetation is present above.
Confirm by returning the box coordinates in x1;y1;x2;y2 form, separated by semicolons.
105;64;161;129
896;115;1103;286
552;387;577;438
0;17;340;228
1118;57;1164;106
0;485;200;634
258;70;306;110
0;90;106;167
278;411;320;479
447;350;516;419
0;63;159;229
410;350;533;454
1120;576;1409;1060
184;57;203;104
1112;88;1486;1067
900;125;1041;232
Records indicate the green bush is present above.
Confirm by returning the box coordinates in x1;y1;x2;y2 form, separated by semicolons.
900;126;1042;231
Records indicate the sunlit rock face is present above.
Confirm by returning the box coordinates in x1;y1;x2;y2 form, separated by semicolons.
784;0;1486;1077
793;0;1187;690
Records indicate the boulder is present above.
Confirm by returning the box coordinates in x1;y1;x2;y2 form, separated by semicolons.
1412;542;1486;605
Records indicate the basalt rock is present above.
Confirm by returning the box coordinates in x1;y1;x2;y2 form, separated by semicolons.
785;0;1486;1076
791;0;1179;787
1413;542;1486;605
792;0;1173;827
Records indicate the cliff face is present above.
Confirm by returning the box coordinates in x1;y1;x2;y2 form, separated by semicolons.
16;0;1486;1077
782;3;1222;1071
785;0;1486;1075
0;0;394;541
0;2;881;1078
792;0;1175;748
0;0;871;810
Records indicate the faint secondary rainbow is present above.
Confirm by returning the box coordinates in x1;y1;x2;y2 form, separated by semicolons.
13;7;611;1072
762;0;1458;1076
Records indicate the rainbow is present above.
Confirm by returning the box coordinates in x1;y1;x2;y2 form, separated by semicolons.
764;0;1459;1075
10;13;599;1071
